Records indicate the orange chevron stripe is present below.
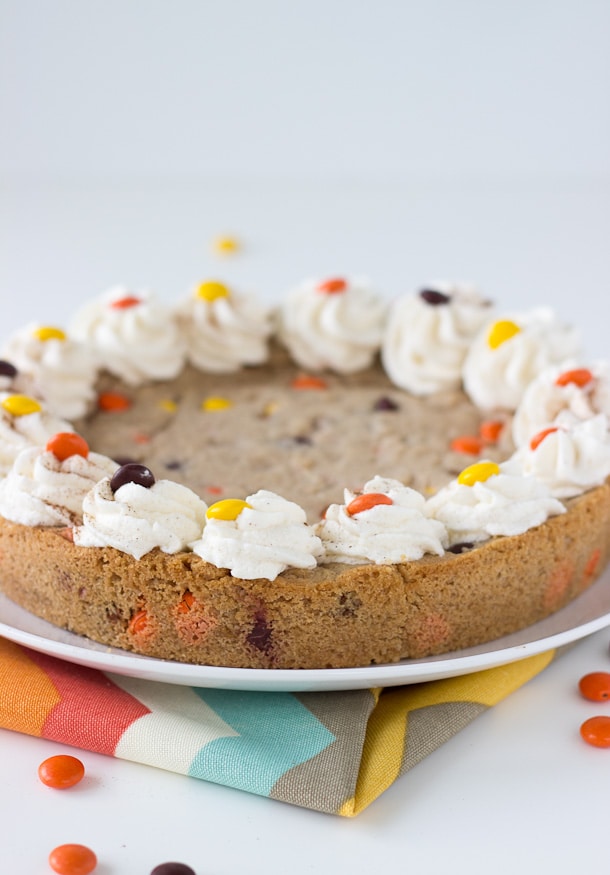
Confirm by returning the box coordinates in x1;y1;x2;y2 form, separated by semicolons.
0;639;61;736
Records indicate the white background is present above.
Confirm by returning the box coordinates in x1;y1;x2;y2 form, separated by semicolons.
1;1;610;872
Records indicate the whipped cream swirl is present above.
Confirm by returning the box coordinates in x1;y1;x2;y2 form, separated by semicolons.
462;307;582;411
315;476;447;565
512;361;610;447
74;478;208;559
0;446;118;526
175;283;272;372
0;398;74;476
276;276;386;373
192;490;323;581
382;283;493;395
426;463;565;545
2;324;98;419
70;287;186;386
505;415;610;499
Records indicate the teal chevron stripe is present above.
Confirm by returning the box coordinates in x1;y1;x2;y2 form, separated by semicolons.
189;689;335;796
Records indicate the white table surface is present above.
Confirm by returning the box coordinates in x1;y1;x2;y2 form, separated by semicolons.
0;178;609;873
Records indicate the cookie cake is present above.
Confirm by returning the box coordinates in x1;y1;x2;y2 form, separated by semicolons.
0;277;609;669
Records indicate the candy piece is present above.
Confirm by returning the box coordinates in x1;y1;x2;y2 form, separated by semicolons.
177;591;195;614
97;391;131;412
150;864;196;875
457;461;501;486
132;432;151;445
529;426;559;451
128;609;149;636
110;463;155;493
450;435;484;455
0;360;18;379
158;399;178;413
373;396;400;412
487;319;521;350
48;843;97;875
346;493;393;516
109;295;141;309
578;672;610;702
212;235;239;254
195;280;230;302
206;498;252;521
479;420;504;444
1;394;42;416
38;755;85;789
202;396;233;412
46;433;90;462
206;485;224;495
419;289;450;306
32;325;67;342
447;542;475;554
316;277;348;294
291;374;328;390
580;715;610;748
555;367;594;388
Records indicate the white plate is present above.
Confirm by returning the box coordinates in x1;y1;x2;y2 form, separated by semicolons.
2;574;610;692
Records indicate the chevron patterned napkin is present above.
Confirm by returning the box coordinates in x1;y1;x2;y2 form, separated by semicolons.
0;637;555;815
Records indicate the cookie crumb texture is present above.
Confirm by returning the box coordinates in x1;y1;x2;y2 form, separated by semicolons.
1;480;609;668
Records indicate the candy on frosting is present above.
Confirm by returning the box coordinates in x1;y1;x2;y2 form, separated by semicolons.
512;360;610;447
191;490;323;580
175;280;272;373
315;476;448;565
0;394;74;476
504;415;610;499
382;283;493;395
426;461;565;545
462;307;582;412
74;476;208;559
1;323;99;418
0;444;118;526
70;287;186;386
276;276;386;373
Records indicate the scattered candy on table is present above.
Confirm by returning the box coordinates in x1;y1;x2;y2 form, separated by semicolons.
150;864;196;875
580;715;610;748
48;843;97;875
38;755;85;789
578;672;610;701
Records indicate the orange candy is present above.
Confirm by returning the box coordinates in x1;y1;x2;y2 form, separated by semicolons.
580;715;610;748
38;754;85;789
46;433;89;462
530;426;559;451
128;609;149;635
555;368;594;388
109;295;141;309
291;374;328;390
97;391;131;412
346;493;393;516
450;435;484;455
316;277;347;294
578;672;610;702
479;420;504;444
48;844;97;875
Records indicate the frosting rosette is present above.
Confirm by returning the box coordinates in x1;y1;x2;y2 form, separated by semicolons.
512;361;610;447
0;395;74;476
505;415;610;499
315;476;448;565
381;283;493;395
74;477;208;559
70;287;186;386
426;461;565;545
175;280;272;372
191;490;323;581
0;445;118;526
462;307;582;411
276;276;386;373
2;323;98;419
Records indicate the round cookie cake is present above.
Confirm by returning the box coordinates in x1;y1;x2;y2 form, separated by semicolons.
0;277;609;669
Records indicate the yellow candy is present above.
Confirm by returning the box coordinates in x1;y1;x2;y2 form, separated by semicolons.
202;396;233;412
158;399;178;413
212;235;240;255
487;319;521;350
206;499;252;521
195;280;230;302
458;461;501;487
32;326;66;342
1;394;42;417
